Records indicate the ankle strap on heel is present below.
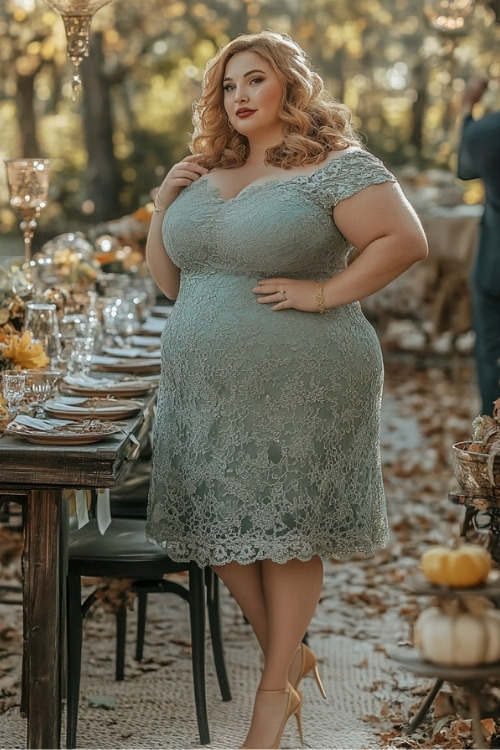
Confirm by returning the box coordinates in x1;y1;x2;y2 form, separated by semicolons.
257;686;291;695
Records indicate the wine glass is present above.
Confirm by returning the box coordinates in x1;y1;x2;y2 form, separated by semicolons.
24;301;62;366
43;0;114;99
2;371;26;417
4;159;52;265
27;371;61;416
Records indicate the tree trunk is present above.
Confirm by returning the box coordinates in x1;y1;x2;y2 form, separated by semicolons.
81;32;122;222
16;70;41;157
410;60;428;164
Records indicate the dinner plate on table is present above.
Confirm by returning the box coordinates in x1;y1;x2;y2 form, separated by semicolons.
102;346;162;359
44;396;143;420
140;317;166;335
151;305;174;318
61;374;158;398
130;335;163;348
5;415;123;445
92;355;161;375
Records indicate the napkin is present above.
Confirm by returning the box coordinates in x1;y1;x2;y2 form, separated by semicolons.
152;305;174;317
96;488;111;535
48;399;131;413
64;374;116;387
141;317;166;334
130;335;161;347
103;347;162;359
75;489;90;529
13;415;73;431
91;354;123;365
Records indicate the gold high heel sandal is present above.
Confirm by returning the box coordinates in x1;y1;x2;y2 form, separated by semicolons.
292;643;327;699
242;684;303;750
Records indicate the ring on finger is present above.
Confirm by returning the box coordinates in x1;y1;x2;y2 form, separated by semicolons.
280;290;286;301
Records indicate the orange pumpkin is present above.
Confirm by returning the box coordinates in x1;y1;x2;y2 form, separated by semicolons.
420;544;492;588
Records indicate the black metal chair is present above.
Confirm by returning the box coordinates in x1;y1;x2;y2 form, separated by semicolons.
66;470;231;748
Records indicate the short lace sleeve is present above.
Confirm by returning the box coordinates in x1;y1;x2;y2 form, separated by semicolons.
309;149;396;211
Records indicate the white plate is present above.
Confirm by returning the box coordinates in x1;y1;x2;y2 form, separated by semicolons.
5;418;122;445
44;396;143;420
61;375;158;398
93;358;161;375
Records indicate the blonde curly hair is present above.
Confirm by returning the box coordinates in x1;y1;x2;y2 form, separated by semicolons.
190;30;363;170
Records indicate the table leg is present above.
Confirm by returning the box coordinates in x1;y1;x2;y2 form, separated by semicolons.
22;488;64;749
459;506;477;538
468;693;486;749
405;678;444;734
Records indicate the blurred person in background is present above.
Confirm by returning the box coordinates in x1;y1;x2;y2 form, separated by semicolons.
457;76;500;415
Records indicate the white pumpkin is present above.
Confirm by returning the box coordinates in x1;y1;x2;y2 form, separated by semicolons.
414;597;500;667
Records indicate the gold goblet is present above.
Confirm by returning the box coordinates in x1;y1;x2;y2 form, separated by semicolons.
4;158;52;265
43;0;114;99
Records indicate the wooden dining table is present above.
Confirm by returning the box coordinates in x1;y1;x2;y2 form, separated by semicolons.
0;388;157;748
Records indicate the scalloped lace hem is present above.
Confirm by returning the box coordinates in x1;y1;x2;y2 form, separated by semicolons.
146;534;390;567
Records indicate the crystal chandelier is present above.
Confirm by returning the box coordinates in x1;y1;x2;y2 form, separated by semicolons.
42;0;114;98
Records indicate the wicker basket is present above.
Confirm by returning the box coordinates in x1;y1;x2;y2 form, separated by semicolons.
452;441;500;500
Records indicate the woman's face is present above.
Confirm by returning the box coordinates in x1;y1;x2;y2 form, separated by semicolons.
223;50;284;144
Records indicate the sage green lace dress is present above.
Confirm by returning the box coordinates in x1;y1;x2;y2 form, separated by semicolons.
147;149;394;566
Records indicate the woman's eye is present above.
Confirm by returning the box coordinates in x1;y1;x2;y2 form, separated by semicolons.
223;84;235;92
250;77;263;84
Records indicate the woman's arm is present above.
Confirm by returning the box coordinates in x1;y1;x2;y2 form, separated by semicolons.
323;180;428;307
253;180;428;312
146;156;209;300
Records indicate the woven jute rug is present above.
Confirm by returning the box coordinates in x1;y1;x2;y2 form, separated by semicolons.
0;557;418;750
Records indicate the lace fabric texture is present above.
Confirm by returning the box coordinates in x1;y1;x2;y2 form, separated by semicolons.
146;150;395;566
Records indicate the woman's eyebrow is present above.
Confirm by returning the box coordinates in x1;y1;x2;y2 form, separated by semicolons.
223;68;266;83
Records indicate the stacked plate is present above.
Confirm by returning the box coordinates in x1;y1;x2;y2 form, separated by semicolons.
44;396;143;420
5;414;123;445
92;352;161;375
61;374;158;398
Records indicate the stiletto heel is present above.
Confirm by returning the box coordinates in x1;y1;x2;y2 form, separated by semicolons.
312;662;327;699
294;692;304;744
292;643;327;699
242;684;302;749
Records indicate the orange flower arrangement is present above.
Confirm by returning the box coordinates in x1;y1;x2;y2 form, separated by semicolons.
0;330;50;371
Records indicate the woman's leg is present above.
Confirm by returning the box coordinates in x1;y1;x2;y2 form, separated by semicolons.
212;560;268;652
259;557;323;689
214;556;323;749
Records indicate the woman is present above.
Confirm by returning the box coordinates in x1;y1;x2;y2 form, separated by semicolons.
146;30;428;750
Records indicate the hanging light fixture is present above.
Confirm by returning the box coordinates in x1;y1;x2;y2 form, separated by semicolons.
424;0;477;37
43;0;114;98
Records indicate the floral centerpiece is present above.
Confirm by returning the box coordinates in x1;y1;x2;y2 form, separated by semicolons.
90;206;152;277
0;261;50;372
0;330;49;372
31;232;101;291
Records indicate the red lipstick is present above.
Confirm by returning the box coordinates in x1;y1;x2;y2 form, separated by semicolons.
236;108;256;118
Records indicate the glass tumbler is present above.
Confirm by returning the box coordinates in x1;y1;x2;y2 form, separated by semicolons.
25;301;61;365
2;371;26;416
67;336;94;375
58;313;90;364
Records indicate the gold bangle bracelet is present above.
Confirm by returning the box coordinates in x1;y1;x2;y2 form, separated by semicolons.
314;281;327;314
153;194;168;213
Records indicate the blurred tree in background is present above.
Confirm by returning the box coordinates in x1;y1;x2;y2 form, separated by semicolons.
0;0;499;246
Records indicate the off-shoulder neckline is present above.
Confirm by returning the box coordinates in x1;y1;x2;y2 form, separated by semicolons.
197;147;372;203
